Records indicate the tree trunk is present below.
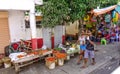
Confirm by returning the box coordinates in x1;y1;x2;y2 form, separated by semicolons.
78;19;84;36
95;16;100;37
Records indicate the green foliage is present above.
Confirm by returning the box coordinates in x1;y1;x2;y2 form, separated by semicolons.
35;5;41;12
100;0;118;7
40;0;69;27
39;0;118;27
68;0;87;22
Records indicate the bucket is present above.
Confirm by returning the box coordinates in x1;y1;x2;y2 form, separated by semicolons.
45;57;55;69
58;58;64;66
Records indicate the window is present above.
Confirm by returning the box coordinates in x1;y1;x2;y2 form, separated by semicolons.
36;21;41;28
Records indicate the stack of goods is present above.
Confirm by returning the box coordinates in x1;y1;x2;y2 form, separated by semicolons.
45;57;56;69
9;52;26;61
52;50;60;54
2;57;11;68
66;43;78;54
66;43;79;60
40;50;49;55
9;50;40;62
55;44;67;53
26;50;40;57
9;48;53;62
54;48;62;51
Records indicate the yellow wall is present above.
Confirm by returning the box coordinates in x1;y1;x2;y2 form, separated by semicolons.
65;20;79;35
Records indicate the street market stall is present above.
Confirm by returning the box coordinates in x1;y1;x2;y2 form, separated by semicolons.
9;49;52;72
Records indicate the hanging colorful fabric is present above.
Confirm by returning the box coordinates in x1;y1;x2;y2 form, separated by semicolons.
105;14;111;23
119;14;120;19
112;12;118;23
90;16;97;22
86;23;92;28
115;5;120;14
112;10;116;18
84;15;90;22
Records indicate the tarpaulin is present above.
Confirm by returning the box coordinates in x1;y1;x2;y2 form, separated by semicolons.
93;5;117;16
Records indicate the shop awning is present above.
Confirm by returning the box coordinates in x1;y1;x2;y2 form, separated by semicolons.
93;5;117;16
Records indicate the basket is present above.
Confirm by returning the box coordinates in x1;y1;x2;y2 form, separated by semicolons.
55;53;66;59
45;57;55;69
2;57;11;68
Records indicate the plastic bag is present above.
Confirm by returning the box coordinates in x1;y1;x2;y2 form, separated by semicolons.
42;45;47;50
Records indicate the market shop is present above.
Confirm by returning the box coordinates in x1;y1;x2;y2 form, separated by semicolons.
0;0;66;71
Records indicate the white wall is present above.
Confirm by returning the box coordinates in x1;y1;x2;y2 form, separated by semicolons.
54;25;63;46
8;10;31;42
42;28;51;48
37;28;42;38
25;28;31;40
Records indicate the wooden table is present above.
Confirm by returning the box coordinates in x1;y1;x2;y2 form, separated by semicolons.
13;50;52;72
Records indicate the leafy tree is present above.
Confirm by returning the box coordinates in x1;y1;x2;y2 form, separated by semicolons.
40;0;69;27
66;0;102;34
67;0;100;22
100;0;118;7
40;0;118;28
66;0;118;36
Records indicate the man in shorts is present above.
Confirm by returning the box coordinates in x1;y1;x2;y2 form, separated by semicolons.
82;33;96;68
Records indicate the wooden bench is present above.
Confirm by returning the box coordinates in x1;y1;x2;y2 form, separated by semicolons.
12;50;52;72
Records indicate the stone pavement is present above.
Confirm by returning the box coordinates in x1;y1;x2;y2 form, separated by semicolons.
90;58;119;74
0;43;120;74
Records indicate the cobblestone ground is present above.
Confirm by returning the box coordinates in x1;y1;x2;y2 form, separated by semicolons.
0;43;120;74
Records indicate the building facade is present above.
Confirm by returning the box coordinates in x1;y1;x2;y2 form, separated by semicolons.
0;0;65;53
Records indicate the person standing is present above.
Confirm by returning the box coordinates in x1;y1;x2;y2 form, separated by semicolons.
77;41;86;64
82;32;96;68
77;34;86;64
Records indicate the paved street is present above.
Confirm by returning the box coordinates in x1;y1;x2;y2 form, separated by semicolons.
90;58;119;74
0;43;120;74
